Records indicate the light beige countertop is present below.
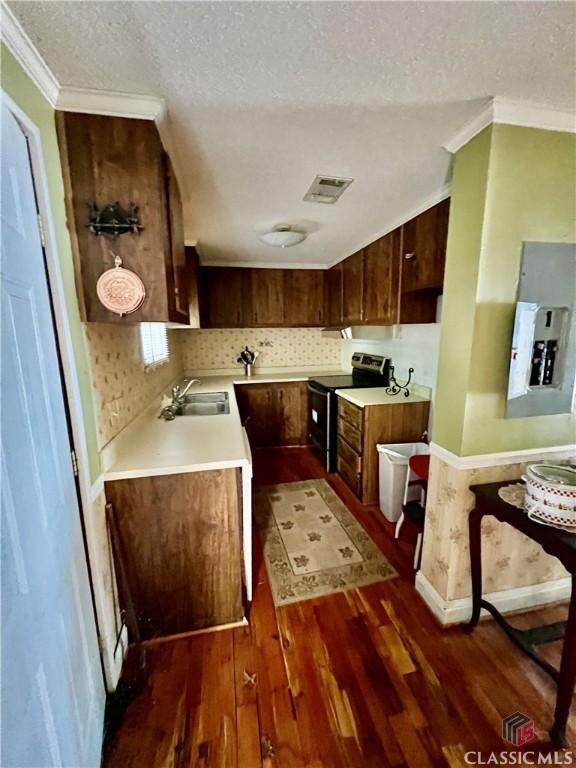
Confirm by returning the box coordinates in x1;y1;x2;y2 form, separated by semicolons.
336;385;431;408
102;368;345;481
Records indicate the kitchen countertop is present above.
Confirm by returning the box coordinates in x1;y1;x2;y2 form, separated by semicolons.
336;385;431;408
102;369;345;481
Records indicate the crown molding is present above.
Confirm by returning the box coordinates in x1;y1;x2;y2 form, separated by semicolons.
442;99;494;154
56;86;165;121
1;1;59;106
443;97;576;154
326;181;452;270
493;97;576;134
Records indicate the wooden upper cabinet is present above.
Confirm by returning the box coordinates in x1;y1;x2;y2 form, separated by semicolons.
165;158;189;322
401;199;450;292
249;269;285;326
283;270;325;326
324;263;343;327
363;228;401;324
56;112;193;324
199;267;246;327
184;246;201;328
342;250;364;325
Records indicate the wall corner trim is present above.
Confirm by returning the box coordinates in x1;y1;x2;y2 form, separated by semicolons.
443;97;576;154
0;1;59;106
415;571;571;626
429;441;576;471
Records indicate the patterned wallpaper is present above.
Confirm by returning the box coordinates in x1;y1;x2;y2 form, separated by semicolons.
420;454;570;602
179;328;342;372
83;324;183;449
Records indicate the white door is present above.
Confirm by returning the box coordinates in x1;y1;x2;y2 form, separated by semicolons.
1;102;105;766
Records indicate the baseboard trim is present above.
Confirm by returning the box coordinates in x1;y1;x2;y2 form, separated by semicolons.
141;617;248;647
415;571;571;626
429;441;576;471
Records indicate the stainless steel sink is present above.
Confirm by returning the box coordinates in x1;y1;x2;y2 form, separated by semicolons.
176;391;230;416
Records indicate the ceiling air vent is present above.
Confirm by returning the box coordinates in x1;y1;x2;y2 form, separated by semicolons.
303;175;353;204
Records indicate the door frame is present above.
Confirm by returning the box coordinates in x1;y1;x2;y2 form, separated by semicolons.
1;89;116;688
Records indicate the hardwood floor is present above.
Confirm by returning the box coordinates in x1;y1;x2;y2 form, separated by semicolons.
103;447;573;767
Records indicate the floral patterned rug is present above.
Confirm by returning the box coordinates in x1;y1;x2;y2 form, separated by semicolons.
254;479;397;606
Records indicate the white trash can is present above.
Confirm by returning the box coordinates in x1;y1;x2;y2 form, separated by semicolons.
376;442;430;522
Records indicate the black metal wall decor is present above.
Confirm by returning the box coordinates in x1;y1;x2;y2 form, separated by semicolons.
386;366;414;397
87;202;143;237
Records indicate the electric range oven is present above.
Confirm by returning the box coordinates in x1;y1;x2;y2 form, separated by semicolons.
308;352;391;472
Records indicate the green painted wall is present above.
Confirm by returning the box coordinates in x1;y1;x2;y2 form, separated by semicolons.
433;126;493;454
1;44;101;479
435;123;576;456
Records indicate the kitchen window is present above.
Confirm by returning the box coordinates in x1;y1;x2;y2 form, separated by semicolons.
140;323;169;368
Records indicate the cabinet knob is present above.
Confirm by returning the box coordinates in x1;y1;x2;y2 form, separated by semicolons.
404;252;416;260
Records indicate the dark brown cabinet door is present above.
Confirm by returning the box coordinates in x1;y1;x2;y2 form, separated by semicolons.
56;112;189;324
284;270;325;326
165;157;189;323
249;269;285;326
363;228;401;324
274;383;310;445
105;469;243;640
324;264;343;327
235;382;309;447
401;199;450;292
235;384;277;445
199;267;245;327
342;250;364;325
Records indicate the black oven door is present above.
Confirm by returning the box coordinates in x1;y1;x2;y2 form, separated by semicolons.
308;382;331;470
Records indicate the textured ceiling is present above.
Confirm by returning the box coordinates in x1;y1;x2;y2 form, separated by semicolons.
9;1;575;266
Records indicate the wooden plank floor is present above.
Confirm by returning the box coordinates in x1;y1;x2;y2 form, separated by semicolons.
103;447;574;767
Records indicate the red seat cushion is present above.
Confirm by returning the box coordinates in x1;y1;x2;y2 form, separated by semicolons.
409;454;430;481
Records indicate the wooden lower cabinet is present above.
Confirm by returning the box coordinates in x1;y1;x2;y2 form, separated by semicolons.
235;381;310;448
336;396;430;504
104;468;244;641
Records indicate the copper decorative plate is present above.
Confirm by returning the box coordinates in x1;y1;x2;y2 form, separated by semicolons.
96;255;146;316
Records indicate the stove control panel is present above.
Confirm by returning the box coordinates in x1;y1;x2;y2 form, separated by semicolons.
351;352;390;375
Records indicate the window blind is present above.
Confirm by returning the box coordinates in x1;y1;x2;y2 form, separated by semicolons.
140;323;169;367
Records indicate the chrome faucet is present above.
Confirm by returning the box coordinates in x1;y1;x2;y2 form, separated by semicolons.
159;378;201;420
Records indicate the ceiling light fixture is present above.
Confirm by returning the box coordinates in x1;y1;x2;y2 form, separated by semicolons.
259;225;307;248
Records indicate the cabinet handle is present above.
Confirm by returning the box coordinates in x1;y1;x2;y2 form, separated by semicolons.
404;252;416;260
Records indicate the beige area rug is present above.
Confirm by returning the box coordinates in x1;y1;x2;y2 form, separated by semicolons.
254;479;397;606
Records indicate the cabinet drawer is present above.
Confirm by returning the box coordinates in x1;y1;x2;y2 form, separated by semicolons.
337;456;361;496
338;397;363;430
337;435;361;473
337;417;362;454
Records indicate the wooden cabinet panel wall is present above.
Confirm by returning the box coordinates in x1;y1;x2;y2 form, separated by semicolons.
342;249;364;325
363;228;401;324
324;263;343;327
56;112;195;324
235;382;310;448
337;397;430;504
249;269;285;326
401;198;450;293
200;267;325;328
324;199;449;328
104;468;243;641
284;270;325;326
199;267;246;327
198;199;449;329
